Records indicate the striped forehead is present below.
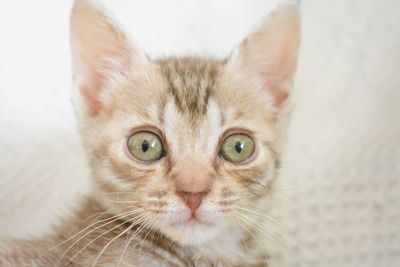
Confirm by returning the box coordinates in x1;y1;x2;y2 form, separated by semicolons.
157;57;223;158
164;98;223;158
158;57;219;117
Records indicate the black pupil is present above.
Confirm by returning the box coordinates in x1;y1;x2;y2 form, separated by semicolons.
142;140;149;152
235;141;243;153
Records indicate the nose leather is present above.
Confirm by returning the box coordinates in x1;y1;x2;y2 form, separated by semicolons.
178;191;209;214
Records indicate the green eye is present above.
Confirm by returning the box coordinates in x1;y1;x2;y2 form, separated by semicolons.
127;131;164;162
220;134;255;163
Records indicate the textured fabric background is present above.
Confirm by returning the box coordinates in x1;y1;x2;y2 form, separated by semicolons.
0;1;399;266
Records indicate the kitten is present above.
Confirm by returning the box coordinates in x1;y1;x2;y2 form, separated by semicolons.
0;0;300;266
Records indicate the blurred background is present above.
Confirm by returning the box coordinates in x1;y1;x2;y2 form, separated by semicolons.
0;0;399;266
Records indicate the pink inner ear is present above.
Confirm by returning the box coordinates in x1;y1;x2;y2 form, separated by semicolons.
246;34;298;110
259;43;296;109
70;0;134;117
80;81;102;117
71;50;103;116
269;86;289;109
235;2;300;112
72;44;130;116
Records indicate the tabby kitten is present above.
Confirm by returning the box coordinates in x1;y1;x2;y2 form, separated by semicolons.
1;0;300;266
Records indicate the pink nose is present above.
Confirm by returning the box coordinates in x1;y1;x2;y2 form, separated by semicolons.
177;190;209;214
172;159;212;214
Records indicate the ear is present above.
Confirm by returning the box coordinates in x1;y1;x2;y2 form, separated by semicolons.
229;1;300;112
70;0;146;116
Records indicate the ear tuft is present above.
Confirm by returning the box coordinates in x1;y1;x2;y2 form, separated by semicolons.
230;0;300;113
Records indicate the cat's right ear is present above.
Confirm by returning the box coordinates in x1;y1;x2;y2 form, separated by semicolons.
70;0;147;117
228;1;300;115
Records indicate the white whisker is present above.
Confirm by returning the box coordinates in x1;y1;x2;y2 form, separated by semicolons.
59;209;144;266
232;212;270;262
138;218;157;252
233;210;291;260
237;206;318;245
91;212;151;267
39;207;134;262
118;214;154;266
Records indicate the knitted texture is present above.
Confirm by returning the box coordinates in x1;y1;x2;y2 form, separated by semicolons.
265;1;400;266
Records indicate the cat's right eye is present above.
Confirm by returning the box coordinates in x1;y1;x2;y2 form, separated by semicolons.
127;131;164;162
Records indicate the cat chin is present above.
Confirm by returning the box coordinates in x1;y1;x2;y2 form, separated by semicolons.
161;221;223;246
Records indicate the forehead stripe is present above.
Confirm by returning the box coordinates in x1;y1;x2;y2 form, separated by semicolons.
158;58;219;116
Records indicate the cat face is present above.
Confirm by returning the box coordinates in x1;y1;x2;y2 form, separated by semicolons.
70;0;299;245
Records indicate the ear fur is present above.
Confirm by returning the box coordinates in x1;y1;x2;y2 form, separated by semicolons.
70;0;146;117
229;1;300;112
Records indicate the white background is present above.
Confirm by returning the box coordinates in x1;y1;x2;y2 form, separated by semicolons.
0;0;399;266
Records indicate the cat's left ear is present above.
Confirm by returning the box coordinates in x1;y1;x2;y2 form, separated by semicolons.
70;0;147;117
229;1;300;112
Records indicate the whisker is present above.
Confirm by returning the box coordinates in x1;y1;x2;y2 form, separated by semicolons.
118;214;154;266
229;221;250;256
110;200;144;204
234;209;317;262
138;218;157;252
90;212;151;267
237;206;318;245
232;213;270;262
238;207;300;233
59;209;144;266
39;207;134;261
233;211;291;260
104;192;137;195
117;230;135;266
63;219;132;267
90;225;135;267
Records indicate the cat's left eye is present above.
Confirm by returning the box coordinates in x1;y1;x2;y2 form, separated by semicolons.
127;131;164;162
220;133;255;163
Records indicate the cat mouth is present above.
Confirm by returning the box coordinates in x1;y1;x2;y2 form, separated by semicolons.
169;214;212;227
187;217;209;225
183;213;215;227
174;220;212;230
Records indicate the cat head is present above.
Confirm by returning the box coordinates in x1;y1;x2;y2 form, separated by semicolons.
70;0;300;245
